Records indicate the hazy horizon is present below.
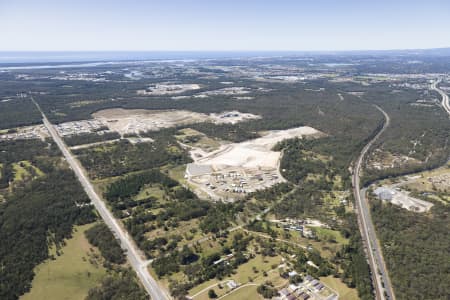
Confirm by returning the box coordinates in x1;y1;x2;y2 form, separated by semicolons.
2;47;450;65
1;0;450;52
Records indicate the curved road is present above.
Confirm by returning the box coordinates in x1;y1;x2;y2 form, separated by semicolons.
352;105;395;300
430;79;450;116
31;96;170;300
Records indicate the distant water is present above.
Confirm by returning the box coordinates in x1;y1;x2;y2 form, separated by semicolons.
0;51;296;65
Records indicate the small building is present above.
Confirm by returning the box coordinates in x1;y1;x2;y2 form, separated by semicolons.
279;288;291;298
288;284;298;292
286;294;296;300
288;270;298;277
373;187;395;201
227;280;237;289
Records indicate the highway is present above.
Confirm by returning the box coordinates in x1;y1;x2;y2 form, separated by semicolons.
352;105;395;300
31;96;170;300
430;79;450;116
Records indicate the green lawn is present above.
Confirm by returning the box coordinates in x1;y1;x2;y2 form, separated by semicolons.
175;128;221;152
135;184;166;201
166;164;188;184
12;162;30;182
188;253;282;297
320;275;359;300
221;284;261;300
311;227;349;245
12;160;44;182
21;223;107;300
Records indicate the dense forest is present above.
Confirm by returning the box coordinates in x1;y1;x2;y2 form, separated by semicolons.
64;131;121;146
370;198;450;300
0;139;60;189
104;169;178;202
353;82;450;181
0;154;96;300
85;223;125;265
0;99;42;130
0;138;149;299
337;212;374;300
74;136;190;179
85;268;148;300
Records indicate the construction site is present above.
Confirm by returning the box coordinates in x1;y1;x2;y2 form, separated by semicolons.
185;126;321;201
92;108;260;136
136;83;201;96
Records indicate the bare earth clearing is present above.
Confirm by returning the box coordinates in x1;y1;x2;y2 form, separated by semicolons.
186;126;321;200
137;83;201;96
92;109;260;136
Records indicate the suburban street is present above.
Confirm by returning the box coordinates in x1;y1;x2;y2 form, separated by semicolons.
31;96;170;300
430;79;450;116
352;105;395;300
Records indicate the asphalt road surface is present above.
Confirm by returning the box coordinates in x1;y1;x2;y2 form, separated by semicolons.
431;79;450;116
31;96;170;300
352;105;395;300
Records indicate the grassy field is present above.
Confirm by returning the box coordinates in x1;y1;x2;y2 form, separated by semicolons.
192;266;285;300
12;160;44;182
21;223;107;300
176;128;222;152
144;218;204;246
135;184;166;201
221;285;261;300
256;223;341;259
320;275;359;300
188;253;282;297
404;167;450;192
378;163;450;204
12;162;30;182
166;164;188;184
311;227;349;245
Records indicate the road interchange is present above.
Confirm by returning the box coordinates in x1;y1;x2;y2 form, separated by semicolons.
430;79;450;116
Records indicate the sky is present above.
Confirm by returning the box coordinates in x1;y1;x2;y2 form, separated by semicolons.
1;0;450;51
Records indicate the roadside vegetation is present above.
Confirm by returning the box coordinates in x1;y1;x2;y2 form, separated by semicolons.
85;223;125;265
370;197;450;300
0;139;148;300
0;141;96;300
64;131;120;146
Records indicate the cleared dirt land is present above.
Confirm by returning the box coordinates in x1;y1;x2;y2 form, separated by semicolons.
194;126;320;170
92;109;260;136
186;127;321;200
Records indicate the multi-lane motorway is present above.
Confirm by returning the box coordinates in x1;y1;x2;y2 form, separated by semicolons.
352;105;395;300
31;96;170;300
431;79;450;116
